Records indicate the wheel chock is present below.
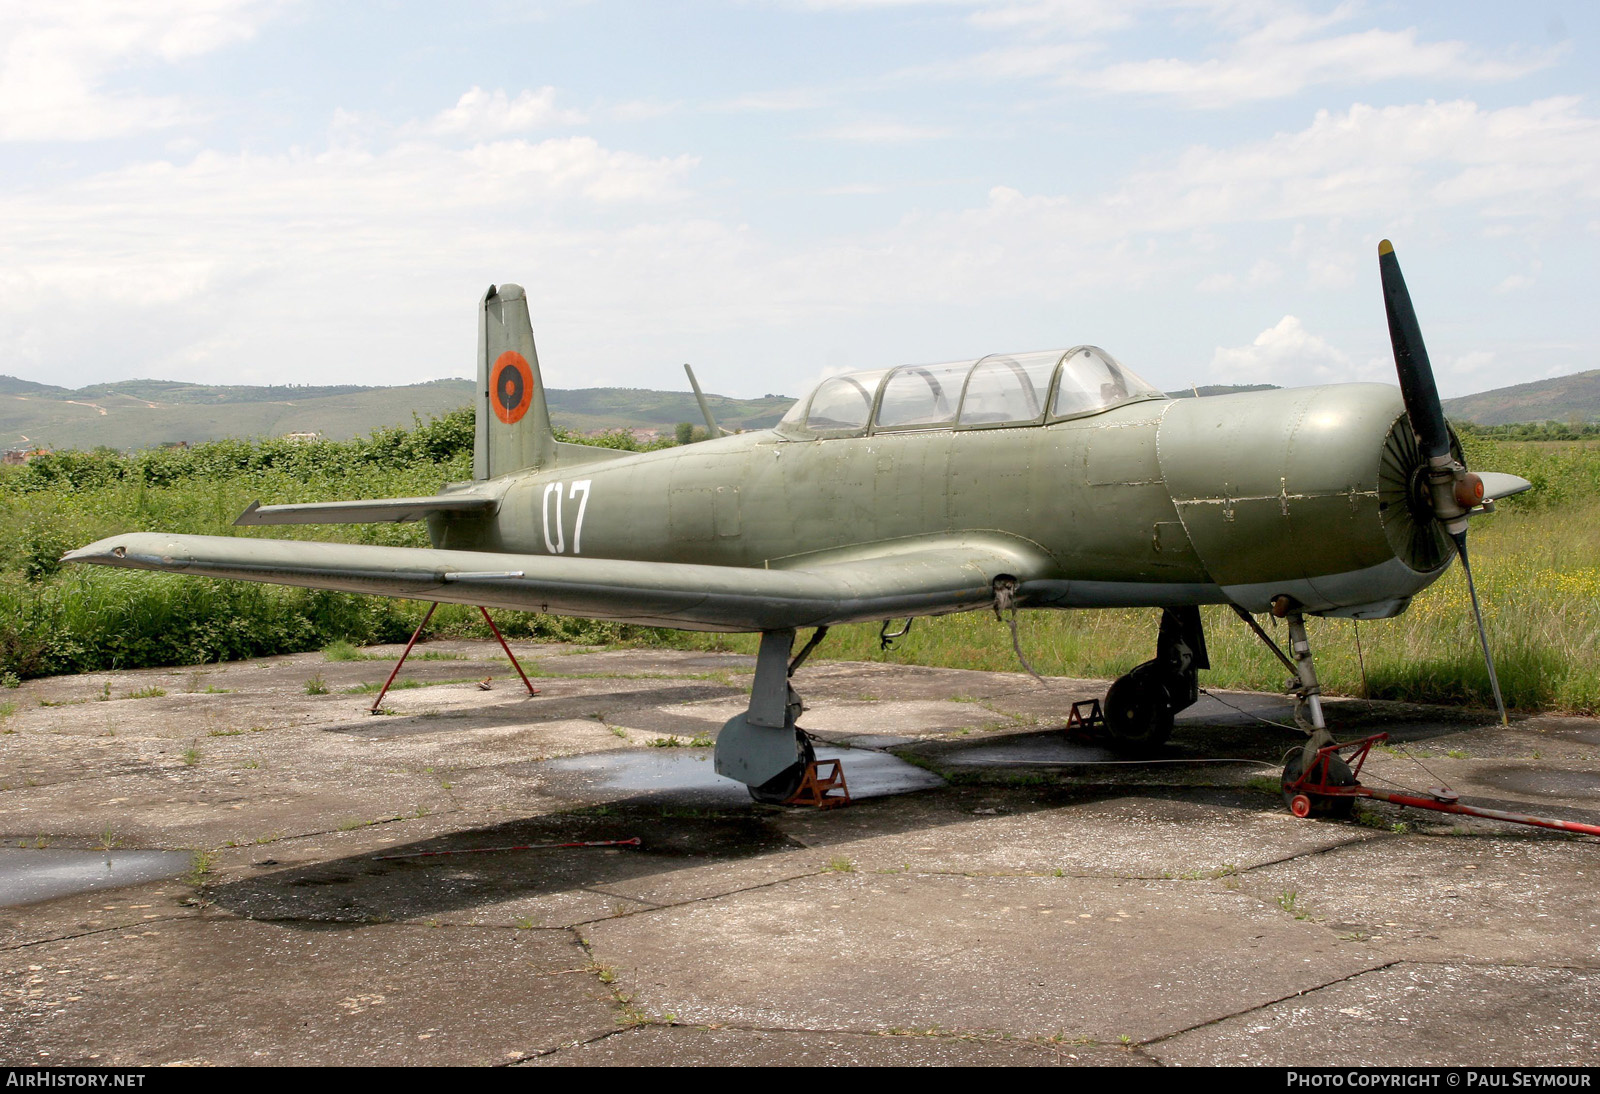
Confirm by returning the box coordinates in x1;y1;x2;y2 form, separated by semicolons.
1065;698;1105;738
785;758;851;809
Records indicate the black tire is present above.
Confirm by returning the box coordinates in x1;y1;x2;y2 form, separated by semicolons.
1281;748;1356;818
747;736;816;804
1103;662;1175;754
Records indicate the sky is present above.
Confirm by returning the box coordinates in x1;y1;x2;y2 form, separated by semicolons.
1;1;1596;400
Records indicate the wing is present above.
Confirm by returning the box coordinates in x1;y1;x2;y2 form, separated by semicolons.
62;532;1056;633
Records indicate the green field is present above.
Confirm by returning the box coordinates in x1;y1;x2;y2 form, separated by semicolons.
2;415;1596;715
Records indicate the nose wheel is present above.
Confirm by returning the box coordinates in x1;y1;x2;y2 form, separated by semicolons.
1280;738;1356;818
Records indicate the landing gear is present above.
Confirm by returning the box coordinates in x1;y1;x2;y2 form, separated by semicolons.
748;735;817;804
1281;743;1355;818
1103;607;1208;754
714;627;828;803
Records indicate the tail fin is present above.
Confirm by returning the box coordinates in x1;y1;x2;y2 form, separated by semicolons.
475;283;554;479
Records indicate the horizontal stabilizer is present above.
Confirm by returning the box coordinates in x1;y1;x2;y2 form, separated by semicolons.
235;496;496;526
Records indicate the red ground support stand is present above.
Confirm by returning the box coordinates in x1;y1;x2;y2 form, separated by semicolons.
786;759;851;809
370;603;539;713
1283;732;1600;836
1064;698;1106;740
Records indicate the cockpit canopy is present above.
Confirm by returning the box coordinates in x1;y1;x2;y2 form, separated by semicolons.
777;346;1166;438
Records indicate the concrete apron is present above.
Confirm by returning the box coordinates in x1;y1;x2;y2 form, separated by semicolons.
1;640;1596;1066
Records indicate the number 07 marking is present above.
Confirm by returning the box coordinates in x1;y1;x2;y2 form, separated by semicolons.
542;479;592;555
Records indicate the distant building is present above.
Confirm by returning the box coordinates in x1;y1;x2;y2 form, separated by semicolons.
283;431;321;442
3;446;49;465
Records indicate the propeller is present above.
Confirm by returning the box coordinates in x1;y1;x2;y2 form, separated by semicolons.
1378;239;1507;725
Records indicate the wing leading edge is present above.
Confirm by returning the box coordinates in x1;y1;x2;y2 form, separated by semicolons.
62;532;1055;633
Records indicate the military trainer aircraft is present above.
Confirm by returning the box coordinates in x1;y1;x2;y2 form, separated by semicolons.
65;242;1531;802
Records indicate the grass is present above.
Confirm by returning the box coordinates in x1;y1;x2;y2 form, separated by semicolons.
126;685;166;699
303;674;328;695
323;639;380;662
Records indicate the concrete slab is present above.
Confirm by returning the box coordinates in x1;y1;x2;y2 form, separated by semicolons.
774;792;1378;878
1238;834;1600;964
526;1024;1150;1066
581;871;1384;1042
1154;963;1600;1067
0;918;618;1066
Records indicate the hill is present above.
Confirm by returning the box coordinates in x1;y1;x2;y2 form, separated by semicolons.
1442;370;1600;426
0;377;794;452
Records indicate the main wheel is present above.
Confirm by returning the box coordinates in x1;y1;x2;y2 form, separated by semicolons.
747;736;816;804
1103;662;1175;754
1280;748;1356;818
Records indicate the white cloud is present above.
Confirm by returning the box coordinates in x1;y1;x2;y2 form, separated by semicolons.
1209;314;1366;385
424;87;587;139
0;1;290;141
1071;22;1553;108
894;1;1559;107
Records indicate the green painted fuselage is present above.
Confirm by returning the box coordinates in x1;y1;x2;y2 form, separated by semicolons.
432;381;1445;620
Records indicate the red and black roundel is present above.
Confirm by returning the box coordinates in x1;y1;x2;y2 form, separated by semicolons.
491;351;534;424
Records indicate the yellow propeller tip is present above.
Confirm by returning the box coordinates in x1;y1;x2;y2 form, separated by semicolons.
1378;239;1394;255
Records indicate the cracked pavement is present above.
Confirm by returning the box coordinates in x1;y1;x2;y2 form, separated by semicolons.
1;640;1597;1066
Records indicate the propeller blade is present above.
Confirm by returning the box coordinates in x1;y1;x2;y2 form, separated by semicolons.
1453;531;1508;726
1379;239;1452;463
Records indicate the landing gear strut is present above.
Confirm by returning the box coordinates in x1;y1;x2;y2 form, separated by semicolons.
714;627;828;803
1103;607;1208;753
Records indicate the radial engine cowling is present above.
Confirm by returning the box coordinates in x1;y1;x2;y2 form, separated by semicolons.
1156;383;1452;618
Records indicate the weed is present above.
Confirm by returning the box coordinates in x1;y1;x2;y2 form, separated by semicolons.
126;686;167;699
342;678;424;694
323;640;374;662
647;736;681;748
1244;775;1281;796
202;686;232;694
1276;890;1300;915
689;735;713;748
338;818;365;831
304;674;328;695
96;682;111;702
1337;931;1370;942
97;826;120;851
241;759;260;769
186;850;213;885
823;856;856;873
417;651;465;661
609;725;628;739
1118;1034;1133;1047
180;748;200;766
207;728;244;737
0;701;15;720
1532;748;1543;760
513;917;537;930
1;671;19;688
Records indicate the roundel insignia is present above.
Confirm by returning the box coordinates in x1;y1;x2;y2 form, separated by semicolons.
491;351;534;424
